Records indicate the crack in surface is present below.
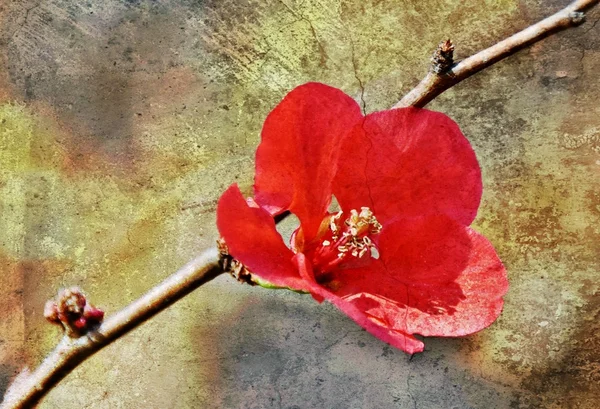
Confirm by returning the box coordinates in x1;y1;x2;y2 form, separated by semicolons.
579;47;586;70
278;0;329;68
9;2;42;42
406;361;418;409
349;37;367;115
274;383;283;409
583;16;600;33
322;329;362;350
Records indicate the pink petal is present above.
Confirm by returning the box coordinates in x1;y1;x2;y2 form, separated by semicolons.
217;184;306;290
333;107;482;225
254;83;363;243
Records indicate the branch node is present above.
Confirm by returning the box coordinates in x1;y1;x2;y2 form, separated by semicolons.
431;39;455;74
569;11;586;25
217;238;255;285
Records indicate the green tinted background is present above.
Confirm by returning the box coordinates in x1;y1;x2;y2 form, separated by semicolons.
0;1;598;408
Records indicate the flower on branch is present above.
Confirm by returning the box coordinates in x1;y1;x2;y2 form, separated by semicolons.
217;83;508;354
44;287;104;337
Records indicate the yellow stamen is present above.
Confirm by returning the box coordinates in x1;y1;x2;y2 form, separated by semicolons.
327;207;382;262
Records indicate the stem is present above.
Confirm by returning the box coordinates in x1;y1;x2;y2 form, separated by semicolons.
394;0;599;108
1;248;224;409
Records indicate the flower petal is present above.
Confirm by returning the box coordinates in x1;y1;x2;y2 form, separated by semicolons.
294;253;425;354
402;227;509;337
321;215;508;341
333;107;482;225
217;184;306;290
254;83;363;243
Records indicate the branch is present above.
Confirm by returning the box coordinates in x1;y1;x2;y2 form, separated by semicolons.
1;248;225;409
394;0;599;108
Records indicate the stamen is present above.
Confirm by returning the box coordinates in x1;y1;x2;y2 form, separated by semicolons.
316;206;383;269
330;211;343;240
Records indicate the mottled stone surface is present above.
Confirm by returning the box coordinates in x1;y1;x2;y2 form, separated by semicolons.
0;1;598;408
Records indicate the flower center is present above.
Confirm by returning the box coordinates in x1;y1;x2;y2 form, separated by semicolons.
310;207;382;275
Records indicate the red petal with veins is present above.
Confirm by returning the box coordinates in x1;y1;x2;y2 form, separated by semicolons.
295;253;425;354
319;215;508;340
254;82;362;243
401;227;508;336
217;184;306;290
333;108;482;225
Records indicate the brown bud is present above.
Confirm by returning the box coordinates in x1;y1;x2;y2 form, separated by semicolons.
431;39;455;74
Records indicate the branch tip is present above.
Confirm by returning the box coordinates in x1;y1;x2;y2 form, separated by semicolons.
431;39;455;74
395;0;600;109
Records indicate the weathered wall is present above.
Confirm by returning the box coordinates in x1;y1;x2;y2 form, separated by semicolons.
0;1;598;408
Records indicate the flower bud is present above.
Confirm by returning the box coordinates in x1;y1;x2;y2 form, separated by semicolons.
45;287;104;337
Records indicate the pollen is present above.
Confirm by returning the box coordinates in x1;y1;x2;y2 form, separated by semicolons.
313;207;382;274
327;207;382;260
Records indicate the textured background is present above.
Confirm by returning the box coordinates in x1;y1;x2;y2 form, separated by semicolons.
0;1;599;408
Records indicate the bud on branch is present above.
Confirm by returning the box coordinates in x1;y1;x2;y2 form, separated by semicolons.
44;287;104;337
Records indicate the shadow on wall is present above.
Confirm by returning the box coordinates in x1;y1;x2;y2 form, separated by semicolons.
190;288;519;409
514;292;600;408
0;364;17;400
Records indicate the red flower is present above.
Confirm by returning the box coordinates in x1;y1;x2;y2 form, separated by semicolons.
217;83;508;353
